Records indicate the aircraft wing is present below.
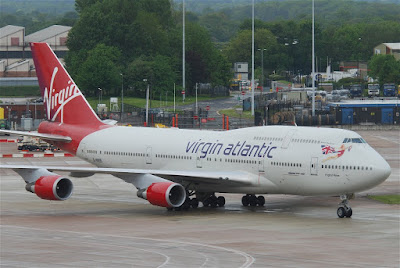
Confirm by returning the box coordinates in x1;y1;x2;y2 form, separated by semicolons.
0;164;261;187
0;130;71;142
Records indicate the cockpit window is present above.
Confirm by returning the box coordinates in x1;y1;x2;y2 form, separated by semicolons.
343;138;366;143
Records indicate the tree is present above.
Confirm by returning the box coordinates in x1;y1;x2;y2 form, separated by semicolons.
75;44;122;96
125;55;177;98
66;0;230;98
224;28;281;75
184;22;231;94
368;55;400;84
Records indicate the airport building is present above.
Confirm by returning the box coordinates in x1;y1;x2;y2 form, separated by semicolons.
0;25;71;78
329;100;400;125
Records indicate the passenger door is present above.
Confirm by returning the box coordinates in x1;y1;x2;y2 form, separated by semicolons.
146;146;152;164
310;157;318;176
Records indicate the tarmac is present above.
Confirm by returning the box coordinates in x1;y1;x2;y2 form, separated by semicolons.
0;130;399;268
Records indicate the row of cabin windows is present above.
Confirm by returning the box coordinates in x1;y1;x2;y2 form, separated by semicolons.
205;157;222;162
103;151;146;157
322;164;372;171
224;158;259;164
200;157;260;165
271;162;302;168
254;136;283;141
254;136;321;144
156;154;192;160
291;139;320;144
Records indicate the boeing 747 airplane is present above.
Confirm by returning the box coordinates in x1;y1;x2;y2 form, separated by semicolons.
0;43;391;218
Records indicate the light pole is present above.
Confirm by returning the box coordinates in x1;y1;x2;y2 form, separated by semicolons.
182;0;186;103
195;82;198;115
173;83;176;113
251;0;255;116
98;87;102;104
311;0;316;117
258;48;266;93
144;79;149;126
120;73;124;122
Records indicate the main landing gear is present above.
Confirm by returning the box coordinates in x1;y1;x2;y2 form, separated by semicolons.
337;194;353;218
241;194;265;207
202;194;225;208
169;192;225;211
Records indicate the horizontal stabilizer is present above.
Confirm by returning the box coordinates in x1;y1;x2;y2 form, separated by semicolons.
0;130;71;142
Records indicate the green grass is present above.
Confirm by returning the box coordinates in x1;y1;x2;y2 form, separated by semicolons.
0;86;40;97
219;106;254;120
87;95;231;110
368;195;400;204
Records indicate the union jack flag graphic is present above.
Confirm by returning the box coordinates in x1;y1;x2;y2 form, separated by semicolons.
321;145;336;155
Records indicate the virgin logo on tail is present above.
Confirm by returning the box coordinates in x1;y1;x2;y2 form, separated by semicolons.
44;67;82;123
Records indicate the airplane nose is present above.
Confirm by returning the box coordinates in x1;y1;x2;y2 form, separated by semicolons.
377;158;391;182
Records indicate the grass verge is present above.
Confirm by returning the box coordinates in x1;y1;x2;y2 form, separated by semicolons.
87;95;231;110
219;106;254;120
0;86;40;97
368;195;400;204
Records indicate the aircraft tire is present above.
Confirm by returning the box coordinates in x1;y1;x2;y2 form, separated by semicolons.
337;207;346;218
217;196;225;207
191;198;199;209
241;195;249;206
182;198;191;210
257;196;265;206
249;196;257;207
345;207;352;218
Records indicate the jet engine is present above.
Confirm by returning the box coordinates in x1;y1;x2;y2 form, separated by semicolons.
137;182;186;208
25;175;73;201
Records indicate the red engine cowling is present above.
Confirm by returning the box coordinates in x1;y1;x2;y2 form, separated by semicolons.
137;182;186;208
26;175;73;200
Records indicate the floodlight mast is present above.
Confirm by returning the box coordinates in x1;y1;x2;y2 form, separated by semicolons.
312;0;316;117
182;0;186;103
251;0;255;116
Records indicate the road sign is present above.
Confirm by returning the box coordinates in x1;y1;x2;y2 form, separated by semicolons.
241;91;245;95
206;105;210;111
181;91;185;94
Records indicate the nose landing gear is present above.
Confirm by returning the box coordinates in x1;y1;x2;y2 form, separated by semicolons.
337;194;353;218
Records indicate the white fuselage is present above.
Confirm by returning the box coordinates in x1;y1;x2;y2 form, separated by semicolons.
77;126;391;196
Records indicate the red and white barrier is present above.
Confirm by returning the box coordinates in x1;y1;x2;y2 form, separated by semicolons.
0;139;17;143
1;153;74;158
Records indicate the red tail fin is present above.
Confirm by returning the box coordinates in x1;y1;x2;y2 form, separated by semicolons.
31;42;102;126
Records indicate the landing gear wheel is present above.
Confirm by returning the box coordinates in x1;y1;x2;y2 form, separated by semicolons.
190;198;199;209
345;207;352;218
241;195;249;206
337;207;346;218
249;196;257;207
181;198;191;210
337;194;353;218
217;196;226;207
257;196;265;206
